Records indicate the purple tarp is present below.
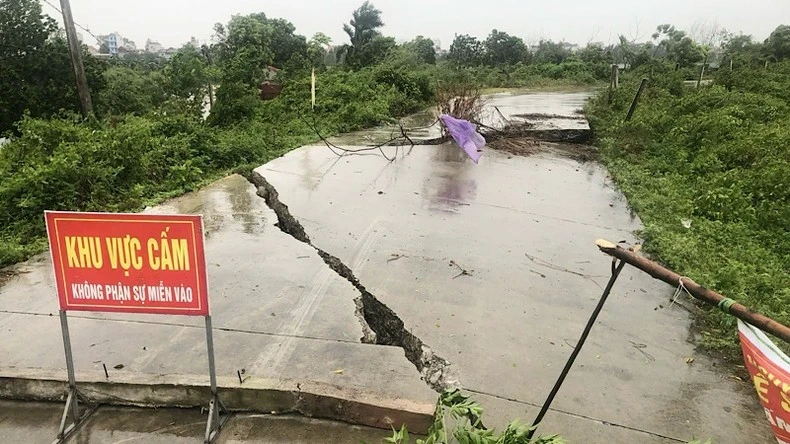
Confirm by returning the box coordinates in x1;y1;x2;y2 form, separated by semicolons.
440;114;486;163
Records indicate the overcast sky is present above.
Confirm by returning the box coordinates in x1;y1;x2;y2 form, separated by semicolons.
43;0;789;49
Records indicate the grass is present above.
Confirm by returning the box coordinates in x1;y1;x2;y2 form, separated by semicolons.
586;62;790;358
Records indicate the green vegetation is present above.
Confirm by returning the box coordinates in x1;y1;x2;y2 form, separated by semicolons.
587;53;790;355
2;0;787;362
0;0;613;268
386;390;563;444
445;31;610;87
3;0;789;438
0;0;105;132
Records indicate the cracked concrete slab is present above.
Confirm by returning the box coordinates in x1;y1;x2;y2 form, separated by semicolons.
250;92;773;443
0;174;437;431
248;172;458;392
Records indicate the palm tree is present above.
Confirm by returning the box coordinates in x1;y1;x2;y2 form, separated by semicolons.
337;1;384;66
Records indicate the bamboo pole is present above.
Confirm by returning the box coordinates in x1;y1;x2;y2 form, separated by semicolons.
596;239;790;344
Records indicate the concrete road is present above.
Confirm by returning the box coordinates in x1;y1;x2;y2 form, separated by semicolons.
254;91;771;443
0;400;392;443
0;91;773;443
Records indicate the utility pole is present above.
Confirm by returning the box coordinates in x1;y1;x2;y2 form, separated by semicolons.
59;0;94;117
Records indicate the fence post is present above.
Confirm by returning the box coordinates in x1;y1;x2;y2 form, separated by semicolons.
607;64;618;104
625;78;648;122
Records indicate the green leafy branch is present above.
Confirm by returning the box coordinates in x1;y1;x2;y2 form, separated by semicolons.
385;390;564;444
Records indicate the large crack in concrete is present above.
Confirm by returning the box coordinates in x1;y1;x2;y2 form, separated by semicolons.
248;171;459;393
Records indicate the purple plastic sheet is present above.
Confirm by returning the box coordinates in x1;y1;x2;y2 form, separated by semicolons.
440;114;486;163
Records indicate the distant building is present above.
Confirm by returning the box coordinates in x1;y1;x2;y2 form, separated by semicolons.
145;39;163;53
97;32;121;55
262;65;279;81
97;32;135;55
106;33;121;54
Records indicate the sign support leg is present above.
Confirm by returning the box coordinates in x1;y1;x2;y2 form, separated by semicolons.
204;315;229;443
53;311;96;444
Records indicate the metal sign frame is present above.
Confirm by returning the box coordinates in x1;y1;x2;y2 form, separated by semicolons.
53;311;230;443
53;311;97;444
46;211;228;443
203;314;230;442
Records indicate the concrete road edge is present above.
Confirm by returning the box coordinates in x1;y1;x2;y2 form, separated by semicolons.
0;366;435;434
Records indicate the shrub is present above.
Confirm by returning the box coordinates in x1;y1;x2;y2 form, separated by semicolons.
586;61;790;356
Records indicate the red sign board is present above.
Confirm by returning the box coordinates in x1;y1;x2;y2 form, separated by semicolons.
45;211;209;316
739;320;790;443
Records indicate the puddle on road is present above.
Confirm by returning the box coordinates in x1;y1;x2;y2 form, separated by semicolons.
143;175;267;237
421;147;479;213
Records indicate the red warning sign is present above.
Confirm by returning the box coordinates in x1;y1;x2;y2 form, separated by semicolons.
45;211;209;316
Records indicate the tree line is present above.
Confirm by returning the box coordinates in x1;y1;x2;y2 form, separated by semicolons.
4;0;789;136
0;0;788;267
446;23;790;69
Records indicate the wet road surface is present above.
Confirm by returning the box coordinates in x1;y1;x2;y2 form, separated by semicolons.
0;91;772;443
254;91;771;443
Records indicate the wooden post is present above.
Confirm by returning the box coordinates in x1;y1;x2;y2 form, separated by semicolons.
612;64;619;89
625;78;648;122
606;63;617;105
696;58;706;88
59;0;93;118
596;240;790;344
730;59;733;71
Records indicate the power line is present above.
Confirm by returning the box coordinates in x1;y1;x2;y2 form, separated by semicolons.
39;0;171;97
37;0;201;106
40;0;103;46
